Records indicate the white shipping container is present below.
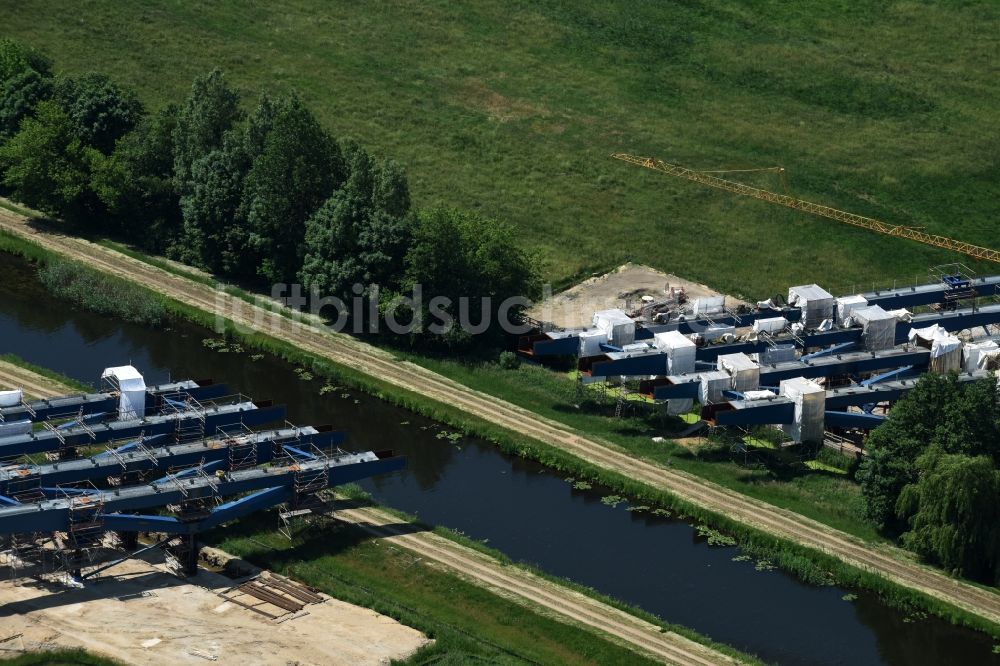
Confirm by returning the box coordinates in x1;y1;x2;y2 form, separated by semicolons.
963;340;1000;373
852;305;896;351
753;317;787;334
788;284;834;329
699;370;731;404
702;324;736;342
780;377;825;443
836;294;868;324
0;388;22;408
578;329;606;358
593;309;636;347
654;330;697;375
693;296;725;317
718;353;760;392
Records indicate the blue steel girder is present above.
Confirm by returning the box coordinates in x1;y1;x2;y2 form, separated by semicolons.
824;410;886;430
710;399;796;426
101;487;292;534
759;349;930;385
650;380;701;401
0;404;286;458
895;304;1000;344
0;381;229;424
0;453;405;535
587;352;666;378
0;429;345;494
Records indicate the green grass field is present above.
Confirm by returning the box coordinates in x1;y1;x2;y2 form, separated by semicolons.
4;1;999;296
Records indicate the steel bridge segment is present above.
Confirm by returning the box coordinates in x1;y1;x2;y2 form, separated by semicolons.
0;380;228;424
0;427;345;494
894;303;1000;343
0;403;286;458
0;453;406;535
863;274;1000;310
521;274;1000;358
758;348;930;384
824;411;886;429
703;370;992;428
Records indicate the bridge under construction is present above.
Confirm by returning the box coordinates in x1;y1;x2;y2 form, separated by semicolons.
0;366;404;582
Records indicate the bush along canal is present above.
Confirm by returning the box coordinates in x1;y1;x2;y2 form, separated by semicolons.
1;251;998;665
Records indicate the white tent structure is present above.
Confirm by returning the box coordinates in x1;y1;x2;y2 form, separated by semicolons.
908;325;962;374
101;365;147;421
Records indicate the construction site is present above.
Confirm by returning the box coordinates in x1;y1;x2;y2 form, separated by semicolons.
517;155;1000;461
0;366;422;663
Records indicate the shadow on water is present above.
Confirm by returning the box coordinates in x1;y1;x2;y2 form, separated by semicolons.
0;253;997;666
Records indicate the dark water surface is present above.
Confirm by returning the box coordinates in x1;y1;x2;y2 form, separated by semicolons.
1;254;997;666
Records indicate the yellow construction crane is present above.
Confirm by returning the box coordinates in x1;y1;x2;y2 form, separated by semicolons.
611;153;1000;264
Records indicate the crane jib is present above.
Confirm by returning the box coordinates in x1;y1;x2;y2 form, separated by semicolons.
610;153;1000;264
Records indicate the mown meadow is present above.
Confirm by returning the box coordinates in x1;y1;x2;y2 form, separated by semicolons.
3;0;999;296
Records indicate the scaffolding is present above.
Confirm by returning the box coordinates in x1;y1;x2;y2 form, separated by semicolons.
276;442;334;538
104;432;159;487
931;263;977;302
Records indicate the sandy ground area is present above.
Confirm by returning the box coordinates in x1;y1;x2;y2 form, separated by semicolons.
528;263;743;329
0;553;429;665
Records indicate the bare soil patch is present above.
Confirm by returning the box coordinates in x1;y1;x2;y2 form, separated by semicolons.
0;552;429;666
528;263;745;329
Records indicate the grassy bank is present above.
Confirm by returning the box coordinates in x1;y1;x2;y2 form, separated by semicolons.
205;491;759;665
0;353;92;393
2;235;998;640
4;1;999;296
38;260;167;326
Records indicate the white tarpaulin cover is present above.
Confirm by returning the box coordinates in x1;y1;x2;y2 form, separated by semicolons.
593;309;635;347
788;284;834;329
753;316;787;334
908;325;961;357
702;324;736;342
654;330;696;375
886;309;913;323
743;389;777;401
0;389;22;408
836;295;868;324
964;340;1000;373
699;370;731;404
578;329;606;358
852;305;896;351
692;296;725;317
718;353;760;392
101;365;147;421
780;377;825;443
908;325;962;373
0;419;31;438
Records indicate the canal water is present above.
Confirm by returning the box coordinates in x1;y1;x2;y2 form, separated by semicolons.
1;253;997;666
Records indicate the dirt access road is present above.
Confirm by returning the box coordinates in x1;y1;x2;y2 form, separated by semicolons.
0;362;735;665
0;360;75;400
2;209;999;629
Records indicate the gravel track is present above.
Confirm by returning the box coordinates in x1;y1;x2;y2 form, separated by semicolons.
339;506;735;665
2;210;998;629
0;360;74;399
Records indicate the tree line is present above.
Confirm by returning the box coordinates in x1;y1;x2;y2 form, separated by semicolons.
857;373;1000;585
0;39;539;348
